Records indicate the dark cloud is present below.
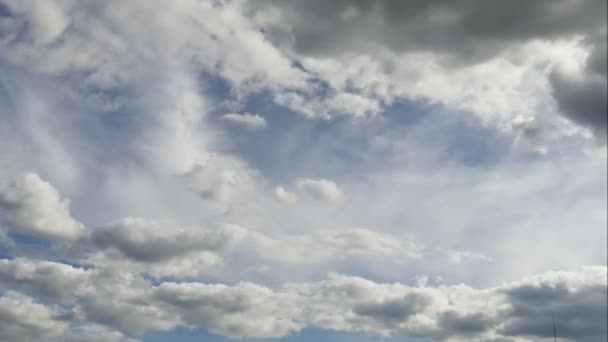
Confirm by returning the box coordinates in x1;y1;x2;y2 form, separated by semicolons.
499;280;608;341
253;0;606;61
89;218;240;263
353;292;432;322
437;310;496;336
550;33;607;139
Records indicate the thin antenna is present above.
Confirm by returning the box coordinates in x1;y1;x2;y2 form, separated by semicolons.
552;316;557;342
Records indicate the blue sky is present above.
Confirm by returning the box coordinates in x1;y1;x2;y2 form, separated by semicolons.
0;1;606;342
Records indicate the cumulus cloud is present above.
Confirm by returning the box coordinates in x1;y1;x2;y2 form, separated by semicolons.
287;267;608;341
74;270;180;336
295;178;344;203
0;172;84;241
0;258;89;301
221;112;267;129
498;267;608;340
85;218;248;278
0;291;69;341
0;257;604;341
155;282;301;339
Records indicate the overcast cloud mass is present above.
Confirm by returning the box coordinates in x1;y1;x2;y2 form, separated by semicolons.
0;1;606;341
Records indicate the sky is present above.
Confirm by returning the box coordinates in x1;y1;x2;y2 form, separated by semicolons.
0;1;606;341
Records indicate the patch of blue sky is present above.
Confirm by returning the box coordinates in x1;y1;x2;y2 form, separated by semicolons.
208;86;515;185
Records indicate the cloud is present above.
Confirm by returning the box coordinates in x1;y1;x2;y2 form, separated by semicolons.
498;267;608;340
181;155;255;206
0;258;89;301
248;0;608;137
0;291;69;341
286;267;607;341
0;0;309;100
1;0;71;45
155;281;301;339
444;249;493;264
221;112;267;129
66;326;137;342
274;91;381;119
247;228;421;264
295;178;344;203
89;218;245;262
550;32;607;140
85;218;247;278
274;186;297;204
0;172;85;241
253;0;606;60
0;255;605;341
74;269;180;337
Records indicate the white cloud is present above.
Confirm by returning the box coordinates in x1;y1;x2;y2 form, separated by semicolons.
0;172;85;241
444;250;493;265
155;281;301;339
0;291;69;341
247;228;421;265
222;112;267;129
0;258;90;301
274;90;381;119
295;178;344;203
274;186;297;204
2;259;603;341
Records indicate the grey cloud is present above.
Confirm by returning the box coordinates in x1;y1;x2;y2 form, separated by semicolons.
286;268;607;341
550;33;607;139
90;218;245;263
500;280;608;340
253;0;606;61
85;218;248;278
437;311;496;337
354;292;433;323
